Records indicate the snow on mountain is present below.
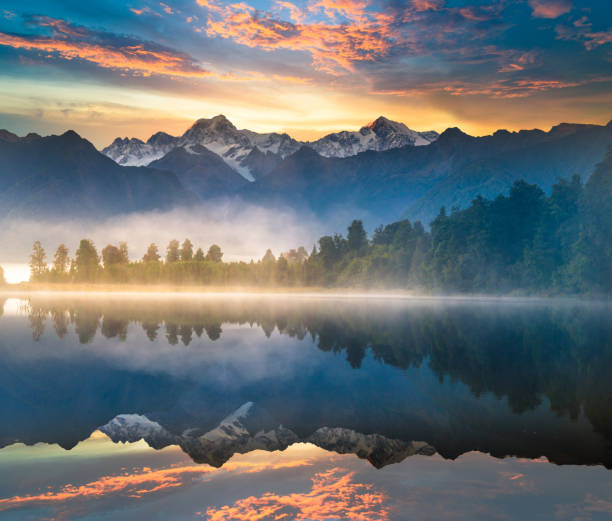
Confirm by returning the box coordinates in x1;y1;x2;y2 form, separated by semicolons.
102;132;178;166
98;403;436;468
308;116;439;158
101;115;438;179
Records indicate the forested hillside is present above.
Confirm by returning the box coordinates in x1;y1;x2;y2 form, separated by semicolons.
25;148;612;295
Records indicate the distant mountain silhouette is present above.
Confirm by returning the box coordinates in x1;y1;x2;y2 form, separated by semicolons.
1;120;610;224
243;121;612;225
0;130;197;219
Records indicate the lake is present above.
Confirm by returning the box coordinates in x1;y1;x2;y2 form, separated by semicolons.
0;293;611;520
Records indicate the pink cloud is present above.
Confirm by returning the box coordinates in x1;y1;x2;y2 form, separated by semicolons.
529;0;572;19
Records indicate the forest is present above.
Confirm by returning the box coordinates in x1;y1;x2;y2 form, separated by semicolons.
21;149;612;295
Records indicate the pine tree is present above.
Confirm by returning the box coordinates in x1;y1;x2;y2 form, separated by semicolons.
143;243;160;262
194;248;205;262
53;244;69;274
206;244;223;263
29;241;47;281
181;239;194;261
166;240;180;263
75;239;100;282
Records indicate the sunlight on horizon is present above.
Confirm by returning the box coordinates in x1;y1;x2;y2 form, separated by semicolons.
1;263;29;284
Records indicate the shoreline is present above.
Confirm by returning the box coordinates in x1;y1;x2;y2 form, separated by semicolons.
0;284;608;304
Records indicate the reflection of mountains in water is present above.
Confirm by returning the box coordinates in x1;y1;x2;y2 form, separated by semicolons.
100;402;435;468
2;295;612;469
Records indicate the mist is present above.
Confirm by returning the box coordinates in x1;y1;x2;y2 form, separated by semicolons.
0;201;329;268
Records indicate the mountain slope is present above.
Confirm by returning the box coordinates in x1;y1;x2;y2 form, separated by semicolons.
308;116;438;157
0;130;196;219
100;404;436;468
242;121;612;226
101;115;438;179
148;144;248;198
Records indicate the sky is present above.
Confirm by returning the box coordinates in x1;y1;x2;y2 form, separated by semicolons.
0;0;610;147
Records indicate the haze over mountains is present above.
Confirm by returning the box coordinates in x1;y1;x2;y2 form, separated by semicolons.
0;116;611;227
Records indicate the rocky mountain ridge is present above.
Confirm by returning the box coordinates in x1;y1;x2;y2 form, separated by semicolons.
99;403;436;468
101;115;439;180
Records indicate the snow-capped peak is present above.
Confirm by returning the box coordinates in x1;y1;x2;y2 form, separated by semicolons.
101;115;439;175
308;116;439;158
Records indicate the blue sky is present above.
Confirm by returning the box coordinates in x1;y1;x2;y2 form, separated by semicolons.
0;0;610;146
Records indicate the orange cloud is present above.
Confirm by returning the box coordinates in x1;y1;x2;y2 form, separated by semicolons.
0;458;314;512
205;467;389;521
0;17;212;78
412;0;444;12
199;0;400;74
371;75;599;99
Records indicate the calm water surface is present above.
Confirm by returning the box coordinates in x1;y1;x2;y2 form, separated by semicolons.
0;293;611;520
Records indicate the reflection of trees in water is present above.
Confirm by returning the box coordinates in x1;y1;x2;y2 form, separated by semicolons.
23;297;612;440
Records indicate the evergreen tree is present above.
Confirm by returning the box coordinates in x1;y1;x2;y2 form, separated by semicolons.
119;242;129;264
29;241;47;281
181;239;194;261
75;239;100;281
347;220;367;254
102;245;123;267
53;244;69;275
206;244;223;263
194;248;205;262
166;240;180;263
143;243;160;262
261;249;275;263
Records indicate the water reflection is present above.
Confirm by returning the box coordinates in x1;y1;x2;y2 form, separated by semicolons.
0;294;611;470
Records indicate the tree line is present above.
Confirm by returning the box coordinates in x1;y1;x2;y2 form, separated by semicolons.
25;149;612;294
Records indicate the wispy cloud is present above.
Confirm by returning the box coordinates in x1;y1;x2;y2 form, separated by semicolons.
0;458;314;512
528;0;572;19
205;467;389;521
199;0;401;74
0;15;214;78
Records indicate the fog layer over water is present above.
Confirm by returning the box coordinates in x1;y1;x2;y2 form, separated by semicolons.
0;202;331;266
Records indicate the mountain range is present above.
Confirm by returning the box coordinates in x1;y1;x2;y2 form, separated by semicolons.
1;116;611;226
102;115;439;180
100;404;436;468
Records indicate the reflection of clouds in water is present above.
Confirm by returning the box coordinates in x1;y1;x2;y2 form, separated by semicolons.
0;438;319;515
205;467;389;521
1;435;611;521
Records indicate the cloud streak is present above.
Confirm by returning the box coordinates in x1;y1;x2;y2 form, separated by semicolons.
205;467;389;521
0;15;215;79
200;0;401;74
0;457;314;512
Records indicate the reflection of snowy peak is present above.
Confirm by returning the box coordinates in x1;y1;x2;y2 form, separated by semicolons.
309;426;435;468
101;115;438;180
308;116;438;158
99;403;436;469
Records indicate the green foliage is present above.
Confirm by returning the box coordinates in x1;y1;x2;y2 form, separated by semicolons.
26;150;612;294
29;241;48;281
53;244;70;277
181;239;193;261
166;239;180;263
75;239;100;282
143;243;161;262
206;244;223;263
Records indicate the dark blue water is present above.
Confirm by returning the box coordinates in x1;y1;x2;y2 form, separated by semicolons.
0;294;611;520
